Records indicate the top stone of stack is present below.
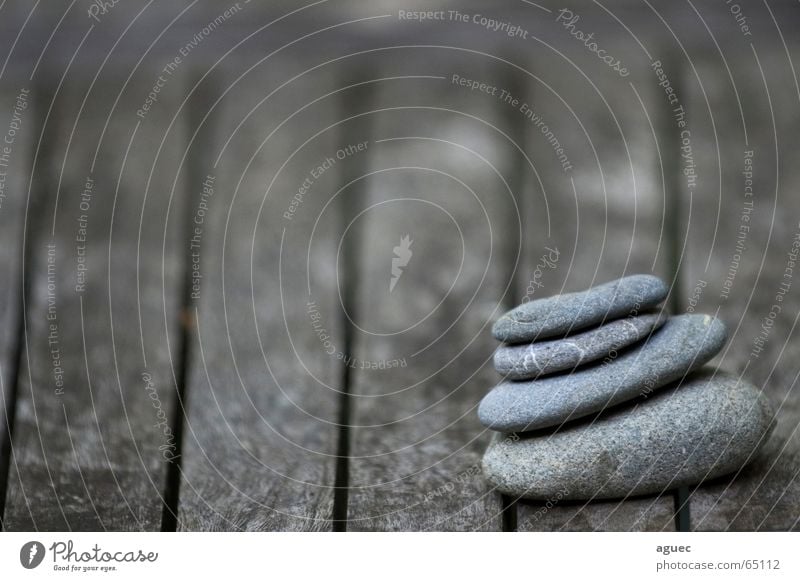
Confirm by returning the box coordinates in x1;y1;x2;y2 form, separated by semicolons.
492;274;669;344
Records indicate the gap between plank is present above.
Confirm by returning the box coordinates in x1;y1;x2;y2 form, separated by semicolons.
330;85;370;532
0;247;27;531
331;189;359;532
159;311;190;532
501;495;518;532
160;75;213;531
331;336;352;532
659;54;691;532
333;164;358;529
499;65;532;533
0;90;49;529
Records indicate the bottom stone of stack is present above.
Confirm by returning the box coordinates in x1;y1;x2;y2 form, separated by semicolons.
482;369;775;500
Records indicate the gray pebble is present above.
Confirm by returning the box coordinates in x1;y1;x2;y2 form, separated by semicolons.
479;314;727;431
493;274;669;344
494;312;667;380
482;369;775;500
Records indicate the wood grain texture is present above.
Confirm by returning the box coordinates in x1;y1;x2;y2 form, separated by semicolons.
514;36;677;531
681;51;800;531
3;65;188;530
175;58;346;531
344;53;522;531
2;1;799;532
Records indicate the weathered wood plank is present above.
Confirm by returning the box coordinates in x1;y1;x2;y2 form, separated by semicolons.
344;53;522;531
682;50;800;531
175;59;345;531
0;75;35;526
515;37;677;531
3;64;188;529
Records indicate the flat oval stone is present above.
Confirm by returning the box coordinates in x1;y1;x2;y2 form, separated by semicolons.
494;312;667;380
482;369;775;500
493;274;669;344
479;314;727;431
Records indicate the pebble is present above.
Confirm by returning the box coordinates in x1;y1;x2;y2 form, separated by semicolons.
479;314;727;432
492;274;669;344
494;312;667;380
481;369;775;500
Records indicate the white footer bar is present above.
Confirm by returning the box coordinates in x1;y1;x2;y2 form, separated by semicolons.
0;532;795;579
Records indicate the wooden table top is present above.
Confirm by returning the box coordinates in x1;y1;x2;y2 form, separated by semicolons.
1;0;799;531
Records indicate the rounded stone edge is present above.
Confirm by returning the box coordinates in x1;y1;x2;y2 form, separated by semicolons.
491;274;669;343
480;369;777;501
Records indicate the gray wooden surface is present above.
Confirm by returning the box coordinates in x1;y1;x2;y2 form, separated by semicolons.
683;55;800;532
175;60;345;531
0;73;33;525
3;68;188;530
1;0;799;531
344;54;521;531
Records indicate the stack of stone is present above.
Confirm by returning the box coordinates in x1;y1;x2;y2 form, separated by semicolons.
479;275;775;500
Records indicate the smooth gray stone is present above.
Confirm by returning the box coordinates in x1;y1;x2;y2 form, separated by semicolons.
494;312;667;380
493;274;669;343
482;369;775;500
479;314;727;431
